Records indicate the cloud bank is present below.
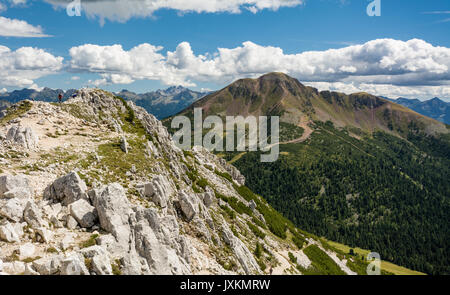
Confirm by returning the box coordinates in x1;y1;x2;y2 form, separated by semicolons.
67;38;450;98
46;0;303;24
2;38;450;99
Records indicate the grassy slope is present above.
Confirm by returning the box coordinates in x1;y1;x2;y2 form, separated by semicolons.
325;240;426;275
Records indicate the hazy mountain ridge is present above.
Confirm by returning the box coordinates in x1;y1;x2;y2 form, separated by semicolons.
0;100;11;112
0;87;209;120
0;88;78;104
385;97;450;125
117;86;210;119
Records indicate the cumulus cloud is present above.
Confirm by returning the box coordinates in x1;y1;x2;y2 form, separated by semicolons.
3;38;449;98
68;38;450;98
0;16;51;37
0;45;63;88
0;3;7;13
305;82;450;100
46;0;303;24
69;43;196;86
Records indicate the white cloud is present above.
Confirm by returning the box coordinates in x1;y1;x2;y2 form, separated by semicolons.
68;38;450;99
305;82;450;100
2;38;448;99
71;75;80;80
28;83;44;91
0;16;51;37
0;87;7;93
0;3;7;13
0;45;63;88
46;0;303;24
69;43;195;86
9;0;28;5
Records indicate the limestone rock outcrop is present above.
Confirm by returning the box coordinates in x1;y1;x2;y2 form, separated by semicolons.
44;172;88;206
0;89;349;276
6;125;39;150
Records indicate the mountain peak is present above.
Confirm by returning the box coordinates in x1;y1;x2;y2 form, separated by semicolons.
260;72;294;80
430;97;443;103
176;72;448;136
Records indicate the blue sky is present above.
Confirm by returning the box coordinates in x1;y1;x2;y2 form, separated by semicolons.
0;0;449;100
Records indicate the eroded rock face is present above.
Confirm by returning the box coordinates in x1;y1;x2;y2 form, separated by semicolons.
144;175;174;208
0;222;22;243
60;254;90;275
178;191;197;222
2;261;25;275
202;188;216;208
0;174;34;199
32;255;63;275
89;183;192;275
79;246;112;275
221;219;261;275
6;125;39;150
120;136;128;154
23;201;46;229
44;172;88;206
0;198;26;222
92;183;133;248
19;243;36;260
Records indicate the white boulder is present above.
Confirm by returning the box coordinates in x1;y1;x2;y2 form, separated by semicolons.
0;174;33;199
69;199;97;228
178;191;197;221
32;255;63;275
144;175;174;208
23;201;46;229
0;198;26;222
19;243;36;260
0;222;22;243
6;125;39;150
44;171;88;205
60;254;90;275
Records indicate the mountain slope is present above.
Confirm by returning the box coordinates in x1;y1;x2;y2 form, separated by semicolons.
171;73;450;275
177;72;448;137
117;86;209;119
386;97;450;125
0;89;388;275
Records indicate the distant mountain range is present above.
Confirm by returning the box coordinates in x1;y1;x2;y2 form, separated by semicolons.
116;86;210;119
0;87;78;104
385;97;450;125
0;100;11;112
0;86;209;120
2;86;448;124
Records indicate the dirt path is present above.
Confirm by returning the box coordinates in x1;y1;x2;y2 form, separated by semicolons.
228;152;247;164
282;117;313;144
263;118;314;151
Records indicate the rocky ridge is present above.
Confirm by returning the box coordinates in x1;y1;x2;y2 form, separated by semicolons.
0;88;360;275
